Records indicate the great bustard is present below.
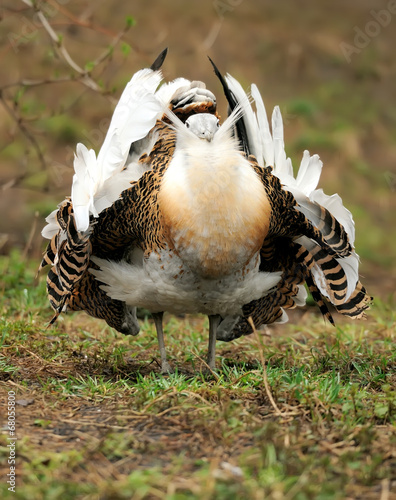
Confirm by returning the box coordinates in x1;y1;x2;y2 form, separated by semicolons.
40;49;371;372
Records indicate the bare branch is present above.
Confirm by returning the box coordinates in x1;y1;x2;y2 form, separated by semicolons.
1;76;77;91
0;0;136;194
27;3;104;93
46;0;121;38
0;93;47;171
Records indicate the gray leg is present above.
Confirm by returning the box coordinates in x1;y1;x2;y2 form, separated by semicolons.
207;314;221;370
152;312;171;373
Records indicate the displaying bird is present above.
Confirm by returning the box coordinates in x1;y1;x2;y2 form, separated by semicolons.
39;49;371;372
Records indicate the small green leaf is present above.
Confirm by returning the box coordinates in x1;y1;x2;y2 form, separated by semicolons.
34;419;52;428
85;61;95;72
125;15;136;28
121;42;131;57
14;87;26;106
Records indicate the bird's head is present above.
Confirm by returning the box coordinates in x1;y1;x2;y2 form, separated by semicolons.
185;114;220;142
165;105;242;151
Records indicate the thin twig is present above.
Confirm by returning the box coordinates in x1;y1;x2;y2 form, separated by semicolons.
23;3;121;100
22;211;39;261
26;3;101;93
89;25;131;69
46;0;120;38
0;94;47;171
247;316;282;416
1;76;77;90
59;418;129;430
191;352;220;381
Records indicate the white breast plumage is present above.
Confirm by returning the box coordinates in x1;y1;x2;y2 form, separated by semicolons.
158;116;271;278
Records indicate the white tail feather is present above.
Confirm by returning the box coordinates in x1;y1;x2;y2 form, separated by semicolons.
71;143;98;231
225;74;263;162
271;106;293;179
295;284;308;306
295;151;322;195
251;84;274;167
311;189;356;243
41;208;61;239
68;68;165;232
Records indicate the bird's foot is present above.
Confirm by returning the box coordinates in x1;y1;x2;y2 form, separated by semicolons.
160;360;173;374
206;359;216;372
200;363;218;380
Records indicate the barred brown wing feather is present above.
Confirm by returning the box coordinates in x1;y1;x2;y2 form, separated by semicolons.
46;265;67;324
38;233;59;272
43;202;91;320
304;275;334;325
335;282;372;319
294;244;371;321
296;202;352;257
218;281;302;341
316;205;352;256
248;163;370;329
305;246;349;305
251;161;352;260
68;263;139;335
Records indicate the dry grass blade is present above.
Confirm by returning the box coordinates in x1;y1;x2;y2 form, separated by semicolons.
248;316;283;416
380;478;390;500
191;352;220;381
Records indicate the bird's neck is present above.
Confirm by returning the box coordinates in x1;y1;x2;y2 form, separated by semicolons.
158;139;271;278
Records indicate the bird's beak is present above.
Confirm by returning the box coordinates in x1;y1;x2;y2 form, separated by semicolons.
201;131;215;142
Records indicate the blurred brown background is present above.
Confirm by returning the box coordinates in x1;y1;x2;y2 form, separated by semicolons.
1;0;395;300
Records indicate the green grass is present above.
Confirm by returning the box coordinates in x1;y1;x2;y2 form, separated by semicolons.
0;251;395;499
